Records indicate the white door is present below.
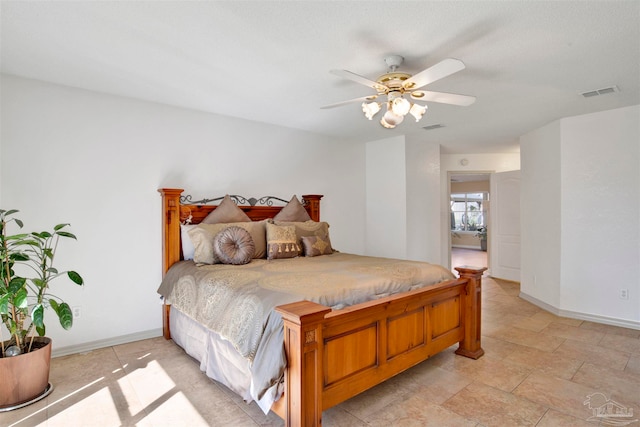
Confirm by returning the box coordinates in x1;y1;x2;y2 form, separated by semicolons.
490;170;521;281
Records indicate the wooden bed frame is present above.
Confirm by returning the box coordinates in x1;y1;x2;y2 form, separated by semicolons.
159;188;485;427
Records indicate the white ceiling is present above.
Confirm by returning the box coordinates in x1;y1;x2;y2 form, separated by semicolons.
1;1;638;154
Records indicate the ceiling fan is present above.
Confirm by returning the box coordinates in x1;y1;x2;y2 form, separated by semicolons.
322;55;476;129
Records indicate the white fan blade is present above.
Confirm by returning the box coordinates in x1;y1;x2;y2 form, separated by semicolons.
403;58;466;90
410;90;476;106
330;69;387;92
321;94;380;109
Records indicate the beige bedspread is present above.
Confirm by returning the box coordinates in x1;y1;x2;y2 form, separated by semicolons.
158;252;454;362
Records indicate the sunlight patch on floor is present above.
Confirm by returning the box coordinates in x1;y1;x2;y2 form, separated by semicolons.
6;377;105;427
47;386;119;425
143;392;210;426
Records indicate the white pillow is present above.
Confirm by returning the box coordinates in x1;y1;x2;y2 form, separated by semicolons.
181;224;197;260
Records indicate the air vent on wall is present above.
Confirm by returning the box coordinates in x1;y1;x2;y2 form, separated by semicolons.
422;124;445;131
581;85;620;98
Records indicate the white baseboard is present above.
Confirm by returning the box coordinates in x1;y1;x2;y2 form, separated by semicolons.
51;329;164;358
519;292;640;331
452;244;482;250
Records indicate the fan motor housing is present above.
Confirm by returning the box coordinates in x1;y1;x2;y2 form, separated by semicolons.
376;72;411;93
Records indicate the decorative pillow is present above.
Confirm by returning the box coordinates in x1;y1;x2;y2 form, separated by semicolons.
273;220;330;255
212;226;255;265
273;195;311;222
266;222;300;260
201;194;251;224
188;220;268;265
188;225;217;265
301;234;333;257
180;224;197;260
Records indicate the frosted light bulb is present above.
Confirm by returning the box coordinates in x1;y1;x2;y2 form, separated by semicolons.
390;97;411;116
361;102;381;120
409;103;428;122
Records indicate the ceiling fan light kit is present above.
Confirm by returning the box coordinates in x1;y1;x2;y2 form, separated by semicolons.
325;55;475;129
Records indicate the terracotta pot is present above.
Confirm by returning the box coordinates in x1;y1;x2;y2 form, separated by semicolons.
0;337;52;410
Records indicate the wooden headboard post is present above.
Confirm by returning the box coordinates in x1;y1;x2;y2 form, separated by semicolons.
158;188;184;276
301;195;322;222
158;188;183;340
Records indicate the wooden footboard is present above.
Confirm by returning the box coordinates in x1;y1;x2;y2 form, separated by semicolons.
275;266;485;427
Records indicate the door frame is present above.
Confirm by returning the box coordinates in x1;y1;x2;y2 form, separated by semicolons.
446;170;493;272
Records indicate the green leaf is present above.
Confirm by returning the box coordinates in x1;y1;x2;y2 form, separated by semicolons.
54;223;70;231
36;324;45;336
49;299;59;312
32;303;44;328
34;231;52;239
0;294;9;314
6;233;30;240
15;219;23;228
13;288;28;309
56;231;77;240
57;302;73;330
68;271;83;285
8;321;17;335
8;277;26;293
32;278;46;288
8;239;39;248
10;252;30;262
5;209;19;216
47;267;59;275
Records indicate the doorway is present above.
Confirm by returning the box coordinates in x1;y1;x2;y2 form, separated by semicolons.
448;172;490;273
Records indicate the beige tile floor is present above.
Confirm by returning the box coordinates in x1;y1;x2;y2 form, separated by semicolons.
451;247;487;272
4;259;639;426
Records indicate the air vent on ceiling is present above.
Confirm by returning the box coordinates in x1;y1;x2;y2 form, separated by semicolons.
581;85;620;98
422;124;445;131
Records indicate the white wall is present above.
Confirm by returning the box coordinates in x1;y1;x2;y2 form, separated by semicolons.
520;120;562;307
0;75;366;355
520;105;640;328
560;106;639;323
441;153;520;173
365;135;407;258
364;136;443;263
405;137;442;263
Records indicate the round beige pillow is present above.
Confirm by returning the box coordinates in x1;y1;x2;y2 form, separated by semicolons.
213;226;255;265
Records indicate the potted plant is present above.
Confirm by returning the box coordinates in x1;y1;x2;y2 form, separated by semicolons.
0;209;83;411
475;226;487;251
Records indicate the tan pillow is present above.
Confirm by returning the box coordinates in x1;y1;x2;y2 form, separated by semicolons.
273;195;311;222
213;226;255;265
188;220;267;264
273;220;330;255
266;222;300;260
201;195;251;224
301;234;333;257
188;226;217;265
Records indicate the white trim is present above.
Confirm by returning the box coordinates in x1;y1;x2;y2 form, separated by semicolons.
519;292;640;331
51;329;163;358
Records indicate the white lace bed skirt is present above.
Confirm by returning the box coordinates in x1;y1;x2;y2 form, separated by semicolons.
169;307;279;414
